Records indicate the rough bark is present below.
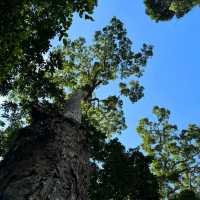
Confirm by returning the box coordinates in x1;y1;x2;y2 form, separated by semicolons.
0;108;89;200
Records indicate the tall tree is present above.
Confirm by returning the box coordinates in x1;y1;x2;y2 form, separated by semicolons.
137;106;200;199
144;0;200;21
0;18;153;199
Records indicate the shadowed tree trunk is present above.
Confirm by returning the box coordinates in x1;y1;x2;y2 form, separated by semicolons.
0;93;89;200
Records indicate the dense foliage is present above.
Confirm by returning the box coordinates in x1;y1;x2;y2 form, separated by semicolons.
137;106;200;199
144;0;200;21
89;134;160;200
0;0;97;96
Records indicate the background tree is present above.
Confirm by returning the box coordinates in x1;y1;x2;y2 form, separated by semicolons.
137;106;200;199
144;0;200;21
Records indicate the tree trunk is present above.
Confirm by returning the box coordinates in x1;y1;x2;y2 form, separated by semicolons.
0;109;89;200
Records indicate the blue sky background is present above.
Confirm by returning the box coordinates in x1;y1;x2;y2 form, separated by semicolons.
54;0;200;149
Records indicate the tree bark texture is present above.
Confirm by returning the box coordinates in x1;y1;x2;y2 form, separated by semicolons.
0;111;89;200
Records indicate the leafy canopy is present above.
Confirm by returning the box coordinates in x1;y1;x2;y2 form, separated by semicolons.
1;17;153;139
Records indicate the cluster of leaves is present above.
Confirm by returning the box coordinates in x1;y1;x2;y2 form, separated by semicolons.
137;106;200;199
88;127;160;200
144;0;200;21
0;0;97;96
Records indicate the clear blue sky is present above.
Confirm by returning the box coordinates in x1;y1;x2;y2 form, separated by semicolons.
54;0;200;149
